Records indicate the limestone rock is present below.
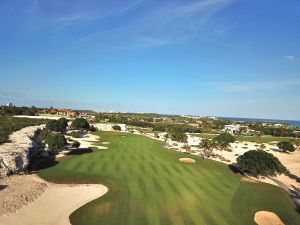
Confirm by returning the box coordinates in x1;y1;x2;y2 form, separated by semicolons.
0;125;45;178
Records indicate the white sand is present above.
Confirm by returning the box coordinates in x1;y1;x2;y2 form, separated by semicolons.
179;158;196;163
0;176;108;225
68;133;108;150
254;211;285;225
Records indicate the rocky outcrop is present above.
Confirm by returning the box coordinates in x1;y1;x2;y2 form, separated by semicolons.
0;125;45;178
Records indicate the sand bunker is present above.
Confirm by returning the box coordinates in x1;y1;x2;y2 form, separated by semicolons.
241;177;259;183
0;176;108;225
254;211;285;225
179;158;196;164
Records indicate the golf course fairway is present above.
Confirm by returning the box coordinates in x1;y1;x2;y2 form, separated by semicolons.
38;132;300;225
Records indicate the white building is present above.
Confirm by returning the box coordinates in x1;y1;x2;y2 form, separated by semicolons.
221;125;241;134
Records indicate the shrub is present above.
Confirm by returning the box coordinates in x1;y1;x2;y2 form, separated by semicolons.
214;132;235;145
58;117;68;131
45;134;67;153
112;125;121;131
277;141;295;152
46;120;61;132
68;131;81;138
72;141;81;148
237;150;287;177
37;129;51;142
71;118;89;130
89;125;97;132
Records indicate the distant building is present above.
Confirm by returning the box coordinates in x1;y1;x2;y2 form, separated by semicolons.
221;124;254;135
222;125;241;134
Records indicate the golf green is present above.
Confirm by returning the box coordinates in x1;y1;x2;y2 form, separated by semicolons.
38;132;300;225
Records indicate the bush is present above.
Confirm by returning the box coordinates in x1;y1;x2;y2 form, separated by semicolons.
45;134;67;153
37;129;51;142
214;133;235;145
277;141;295;152
167;129;187;142
112;125;121;131
89;125;97;132
72;141;81;148
71;118;89;130
58;117;68;131
237;150;287;177
68;131;81;138
46;120;61;132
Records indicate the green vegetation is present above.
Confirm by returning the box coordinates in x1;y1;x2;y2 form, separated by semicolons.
67;131;81;138
72;140;81;148
167;129;188;142
71;118;89;130
45;133;67;153
237;150;287;177
277;141;296;153
0;116;47;144
46;119;68;132
192;133;296;143
198;138;215;157
112;125;121;131
249;124;296;138
38;132;300;225
0;105;39;116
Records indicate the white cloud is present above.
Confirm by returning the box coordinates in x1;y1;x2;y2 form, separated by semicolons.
283;55;300;61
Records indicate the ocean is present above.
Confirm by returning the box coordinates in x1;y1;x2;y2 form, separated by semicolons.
219;117;300;128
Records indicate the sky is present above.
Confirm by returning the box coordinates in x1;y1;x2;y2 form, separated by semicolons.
0;0;300;120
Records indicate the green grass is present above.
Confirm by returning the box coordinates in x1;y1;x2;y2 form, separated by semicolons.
0;116;47;144
191;133;295;143
38;132;300;225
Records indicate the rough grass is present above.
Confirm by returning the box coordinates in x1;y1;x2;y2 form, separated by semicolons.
191;133;296;143
0;116;47;144
38;132;300;225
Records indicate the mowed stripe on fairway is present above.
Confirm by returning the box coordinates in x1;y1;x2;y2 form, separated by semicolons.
38;132;300;225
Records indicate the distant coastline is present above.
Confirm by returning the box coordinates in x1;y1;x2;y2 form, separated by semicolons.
219;117;300;128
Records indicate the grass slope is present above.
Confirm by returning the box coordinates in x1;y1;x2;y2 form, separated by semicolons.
0;116;47;144
191;133;296;143
38;132;300;225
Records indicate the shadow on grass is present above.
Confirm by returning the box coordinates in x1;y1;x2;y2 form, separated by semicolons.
31;156;59;172
66;147;93;155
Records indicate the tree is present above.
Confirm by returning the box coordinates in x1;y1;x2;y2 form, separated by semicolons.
183;144;191;154
167;129;188;143
46;120;61;132
214;133;235;145
112;125;121;131
45;134;67;153
71;118;89;130
58;117;68;132
255;133;262;143
199;139;215;158
259;143;266;151
213;133;235;156
291;138;300;151
237;150;287;177
277;141;295;153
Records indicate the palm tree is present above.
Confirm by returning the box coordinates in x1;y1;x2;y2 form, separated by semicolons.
256;133;262;143
183;144;191;154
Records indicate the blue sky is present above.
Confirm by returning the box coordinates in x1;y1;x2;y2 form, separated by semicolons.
0;0;300;120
